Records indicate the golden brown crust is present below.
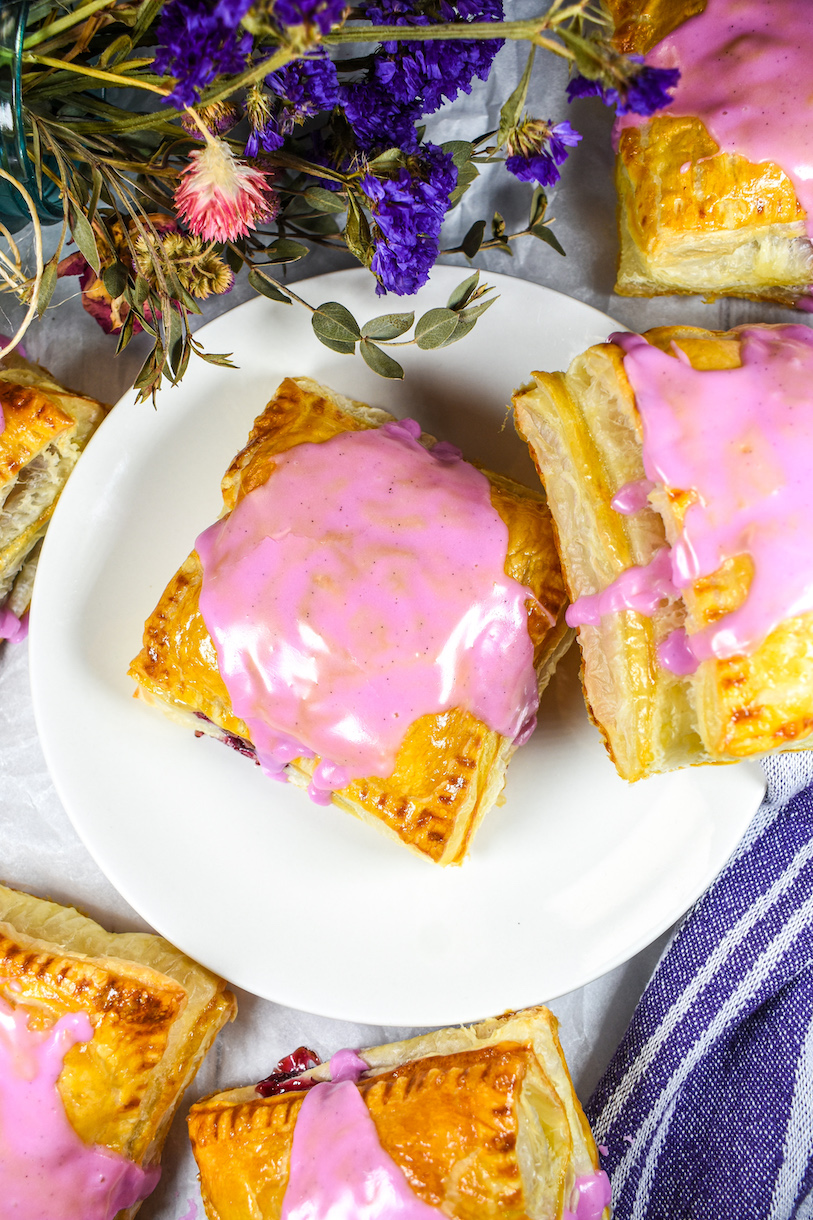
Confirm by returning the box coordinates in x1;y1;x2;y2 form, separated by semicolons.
189;1007;605;1220
604;0;706;54
610;3;813;303
0;883;236;1218
0;355;108;613
514;325;813;778
129;377;571;865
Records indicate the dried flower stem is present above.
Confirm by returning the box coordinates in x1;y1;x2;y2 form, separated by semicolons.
0;169;44;357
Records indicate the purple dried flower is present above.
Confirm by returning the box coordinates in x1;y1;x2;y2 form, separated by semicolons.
273;0;347;34
505;119;582;187
566;58;680;117
361;143;457;295
245;117;284;157
340;0;503;152
155;0;253;107
267;52;340;121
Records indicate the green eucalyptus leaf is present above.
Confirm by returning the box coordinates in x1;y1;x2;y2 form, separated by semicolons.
360;339;404;379
415;307;459;350
303;186;347;213
262;238;309;264
492;211;507;241
448;271;480;311
458;295;497;324
295;213;340;236
460;220;486;259
36;257;58;317
133;274;150;308
103;260;128;300
133;352;158;392
532;223;566;256
344;197;373;266
440;140;475;169
362;311;414;341
498;46;536;147
114;310;135;355
70;206;100;274
248;267;292;303
366;148;405;173
529;187;548;229
447;160;478;208
445;314;477;344
312;301;361;352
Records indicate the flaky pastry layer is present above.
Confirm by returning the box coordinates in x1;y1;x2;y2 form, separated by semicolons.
0;352;107;614
129;377;571;865
607;0;813;305
514;324;813;781
188;1006;606;1220
0;883;236;1220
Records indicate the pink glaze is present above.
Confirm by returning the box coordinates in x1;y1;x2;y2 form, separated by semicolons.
197;418;541;799
281;1049;443;1220
562;1170;612;1220
657;627;699;676
0;995;159;1219
178;1199;199;1220
616;0;813;243
566;548;678;628
0;606;28;643
611;478;655;515
569;327;813;671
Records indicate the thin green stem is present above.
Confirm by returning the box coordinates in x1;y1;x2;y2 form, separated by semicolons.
22;0;116;49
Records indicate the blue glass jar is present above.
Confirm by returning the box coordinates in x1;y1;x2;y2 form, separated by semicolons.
0;0;62;231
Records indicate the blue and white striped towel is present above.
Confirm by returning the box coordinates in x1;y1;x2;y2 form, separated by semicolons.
586;752;813;1220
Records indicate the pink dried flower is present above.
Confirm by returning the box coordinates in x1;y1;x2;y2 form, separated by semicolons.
174;138;278;242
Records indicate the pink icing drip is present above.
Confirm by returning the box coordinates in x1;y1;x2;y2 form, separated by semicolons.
562;1170;612;1220
178;1199;199;1220
0;996;159;1219
0;606;28;643
617;0;813;246
197;418;541;798
571;327;813;671
611;478;655;515
281;1049;443;1220
566;548;678;628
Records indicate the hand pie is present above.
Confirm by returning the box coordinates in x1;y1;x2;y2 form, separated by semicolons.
0;882;236;1219
0;350;107;633
129;376;571;865
188;1006;610;1220
514;323;813;781
607;0;813;307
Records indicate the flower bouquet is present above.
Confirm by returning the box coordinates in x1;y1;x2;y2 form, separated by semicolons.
0;0;677;398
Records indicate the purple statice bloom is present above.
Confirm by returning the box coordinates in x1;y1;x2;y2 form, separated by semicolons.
505;120;582;187
245;115;284;157
341;0;503;152
155;0;253;107
361;142;457;295
567;58;680;117
266;52;340;119
273;0;347;34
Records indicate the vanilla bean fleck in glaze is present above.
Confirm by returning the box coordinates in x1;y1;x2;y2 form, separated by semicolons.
617;0;813;247
567;327;813;673
196;418;541;801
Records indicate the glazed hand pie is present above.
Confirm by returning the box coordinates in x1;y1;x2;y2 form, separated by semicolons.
188;1006;611;1220
514;323;813;781
607;0;813;307
0;882;236;1219
0;349;107;635
129;376;571;865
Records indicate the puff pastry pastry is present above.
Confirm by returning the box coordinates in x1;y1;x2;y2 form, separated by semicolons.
0;882;236;1219
188;1006;610;1220
129;376;571;865
0;350;107;626
607;0;813;305
514;323;813;781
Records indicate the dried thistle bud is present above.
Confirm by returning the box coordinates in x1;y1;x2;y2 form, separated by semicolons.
133;233;234;299
182;101;242;139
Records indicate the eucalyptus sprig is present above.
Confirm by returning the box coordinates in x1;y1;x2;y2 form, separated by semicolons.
0;0;678;399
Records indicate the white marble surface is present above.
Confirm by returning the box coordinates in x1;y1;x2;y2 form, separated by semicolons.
1;19;806;1217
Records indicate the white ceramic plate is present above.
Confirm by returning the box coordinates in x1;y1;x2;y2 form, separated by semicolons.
30;267;765;1027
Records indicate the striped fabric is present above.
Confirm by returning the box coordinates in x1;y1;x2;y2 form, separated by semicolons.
587;753;813;1220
